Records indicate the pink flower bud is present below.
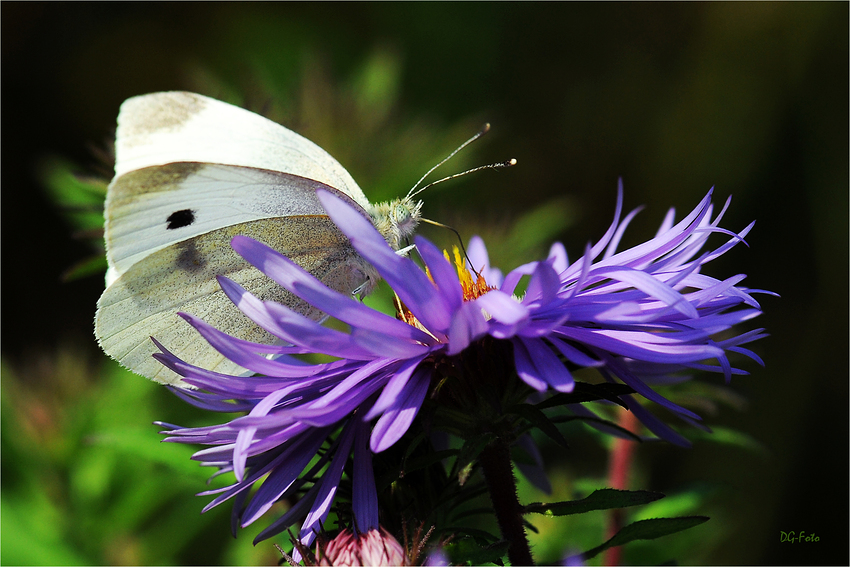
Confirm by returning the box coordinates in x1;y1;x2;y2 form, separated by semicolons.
318;527;409;566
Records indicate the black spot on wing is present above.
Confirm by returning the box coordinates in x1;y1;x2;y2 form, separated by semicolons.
167;209;196;229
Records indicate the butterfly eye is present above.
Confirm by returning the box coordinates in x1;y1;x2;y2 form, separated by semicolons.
167;209;196;229
394;204;411;224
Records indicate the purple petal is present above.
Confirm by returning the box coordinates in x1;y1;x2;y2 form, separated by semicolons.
416;236;463;311
554;327;724;364
228;238;436;345
603;205;643;260
468;235;504;287
476;289;529;325
548;336;602;367
176;311;333;375
365;356;425;420
523;260;560;308
602;361;702;421
351;327;432;359
263;302;377;360
297;421;357;546
518;337;575;392
587;267;699;318
500;261;539;296
623;396;692;447
253;478;318;545
467;235;490;273
447;301;489;356
548;241;569;273
515;433;552;494
370;367;431;452
317;190;453;333
353;419;379;532
241;429;329;526
511;339;548;391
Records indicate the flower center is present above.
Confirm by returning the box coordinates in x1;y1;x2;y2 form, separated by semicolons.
395;247;495;330
448;246;495;301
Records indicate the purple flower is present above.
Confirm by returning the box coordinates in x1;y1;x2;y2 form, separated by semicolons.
502;180;773;446
154;181;770;553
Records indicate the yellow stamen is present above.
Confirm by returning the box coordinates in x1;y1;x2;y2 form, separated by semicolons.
395;247;496;331
450;246;494;301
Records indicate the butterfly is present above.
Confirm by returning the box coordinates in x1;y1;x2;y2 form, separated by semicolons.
94;91;422;386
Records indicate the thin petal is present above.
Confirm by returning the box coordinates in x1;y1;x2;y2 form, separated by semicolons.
370;367;431;452
476;289;528;325
518;337;575;392
416;236;463;311
364;356;426;420
229;236;435;345
511;339;548;391
447;301;489;355
353;419;379;532
317;190;452;333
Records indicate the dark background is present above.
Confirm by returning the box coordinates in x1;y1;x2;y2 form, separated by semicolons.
2;3;847;565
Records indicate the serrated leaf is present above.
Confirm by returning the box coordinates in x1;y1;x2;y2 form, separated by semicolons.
523;488;664;516
631;484;717;522
581;516;710;560
509;403;569;449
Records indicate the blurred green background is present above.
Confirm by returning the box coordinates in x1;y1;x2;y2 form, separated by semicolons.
2;3;847;565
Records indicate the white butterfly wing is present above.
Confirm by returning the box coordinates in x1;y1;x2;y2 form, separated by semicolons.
105;163;357;281
107;91;371;280
96;215;375;385
97;91;381;386
113;91;368;204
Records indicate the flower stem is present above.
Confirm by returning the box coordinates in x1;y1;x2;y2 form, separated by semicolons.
479;438;534;566
603;409;639;566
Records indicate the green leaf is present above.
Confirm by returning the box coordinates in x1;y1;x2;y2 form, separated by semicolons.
581;516;710;560
445;527;501;546
444;534;507;565
523;488;664;516
402;449;459;477
452;506;497;521
453;432;496;480
548;414;643;442
462;540;509;566
687;426;768;455
509;403;569;449
630;482;724;522
534;381;635;410
39;157;107;233
61;254;108;282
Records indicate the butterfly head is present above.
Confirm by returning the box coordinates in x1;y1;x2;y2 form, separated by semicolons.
368;197;423;251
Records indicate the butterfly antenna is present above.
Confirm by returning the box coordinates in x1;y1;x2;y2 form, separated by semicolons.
419;218;485;278
406;123;495;199
409;158;517;200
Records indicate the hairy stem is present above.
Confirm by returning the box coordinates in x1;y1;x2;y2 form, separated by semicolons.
479;438;534;566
